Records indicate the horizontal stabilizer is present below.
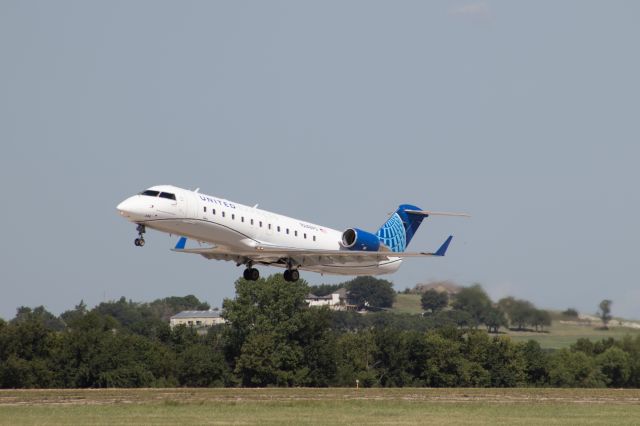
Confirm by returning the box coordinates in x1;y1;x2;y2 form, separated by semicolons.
174;237;187;250
404;210;470;218
434;235;453;256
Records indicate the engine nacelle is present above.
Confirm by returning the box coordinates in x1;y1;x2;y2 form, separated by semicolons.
341;228;381;251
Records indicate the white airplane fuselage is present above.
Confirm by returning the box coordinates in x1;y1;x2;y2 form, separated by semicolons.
117;185;402;276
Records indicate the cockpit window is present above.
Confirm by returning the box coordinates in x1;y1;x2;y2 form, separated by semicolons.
159;192;176;201
140;190;160;197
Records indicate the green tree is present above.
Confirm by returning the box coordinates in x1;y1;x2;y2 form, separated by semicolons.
518;340;549;386
562;308;579;318
93;297;169;340
482;306;508;333
295;308;337;386
431;309;475;329
596;346;631;387
345;276;395;309
420;289;448;313
177;344;229;387
0;317;56;388
530;310;552;332
615;335;640;387
452;284;492;328
548;349;606;387
463;331;526;387
222;274;330;387
372;328;413;387
149;295;210;322
334;330;377;387
598;299;613;329
499;298;536;330
60;300;88;326
308;283;343;297
411;331;466;387
11;306;66;332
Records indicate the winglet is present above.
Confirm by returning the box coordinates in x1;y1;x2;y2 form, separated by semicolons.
174;236;187;250
434;235;453;256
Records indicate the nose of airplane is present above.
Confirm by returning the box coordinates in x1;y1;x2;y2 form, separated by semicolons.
117;197;134;218
116;199;129;213
116;196;149;220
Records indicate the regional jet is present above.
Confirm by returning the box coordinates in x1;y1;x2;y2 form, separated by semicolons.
116;185;468;282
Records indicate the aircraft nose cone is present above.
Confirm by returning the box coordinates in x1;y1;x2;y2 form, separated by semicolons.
116;197;139;219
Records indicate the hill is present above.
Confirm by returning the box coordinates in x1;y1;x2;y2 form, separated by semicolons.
391;293;640;349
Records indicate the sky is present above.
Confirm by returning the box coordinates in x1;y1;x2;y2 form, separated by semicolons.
1;1;638;320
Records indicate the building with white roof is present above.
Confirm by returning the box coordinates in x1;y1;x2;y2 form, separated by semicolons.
169;310;225;329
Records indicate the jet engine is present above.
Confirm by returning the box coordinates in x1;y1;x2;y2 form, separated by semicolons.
341;228;381;251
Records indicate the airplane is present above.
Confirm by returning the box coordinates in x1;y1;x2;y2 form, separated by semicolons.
116;185;468;282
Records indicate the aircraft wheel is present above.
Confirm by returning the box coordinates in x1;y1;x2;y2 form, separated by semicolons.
290;269;299;282
283;270;292;282
134;238;141;246
138;238;145;247
249;268;260;281
243;268;251;280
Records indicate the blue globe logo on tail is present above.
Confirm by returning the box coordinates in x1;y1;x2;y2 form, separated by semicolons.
376;213;407;252
376;204;426;253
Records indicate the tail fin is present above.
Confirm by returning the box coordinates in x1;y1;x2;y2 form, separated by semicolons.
376;204;426;252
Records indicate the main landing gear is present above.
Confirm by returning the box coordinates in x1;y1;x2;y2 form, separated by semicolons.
134;224;146;247
283;269;299;282
243;267;260;281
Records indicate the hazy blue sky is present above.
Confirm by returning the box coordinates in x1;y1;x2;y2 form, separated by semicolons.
1;1;638;320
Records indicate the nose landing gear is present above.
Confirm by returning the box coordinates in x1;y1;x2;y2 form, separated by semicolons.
134;224;146;247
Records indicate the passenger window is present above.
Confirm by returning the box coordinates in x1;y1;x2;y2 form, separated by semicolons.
277;226;281;232
213;209;216;215
286;229;289;234
259;221;263;228
232;214;235;220
268;224;271;230
294;230;298;237
222;211;225;218
241;217;244;223
203;207;207;213
304;233;307;239
313;235;316;241
251;219;254;225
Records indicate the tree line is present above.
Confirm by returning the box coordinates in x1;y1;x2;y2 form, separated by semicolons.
0;276;635;388
418;284;552;333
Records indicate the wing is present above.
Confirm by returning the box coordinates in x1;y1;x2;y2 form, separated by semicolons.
171;236;453;266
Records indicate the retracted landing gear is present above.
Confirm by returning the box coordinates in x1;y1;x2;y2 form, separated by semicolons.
134;224;146;247
243;267;260;281
283;269;299;282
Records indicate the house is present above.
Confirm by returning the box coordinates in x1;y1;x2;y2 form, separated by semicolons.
305;288;356;311
169;310;225;329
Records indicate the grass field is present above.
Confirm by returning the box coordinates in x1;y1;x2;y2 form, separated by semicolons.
393;293;424;314
392;294;640;349
507;321;640;349
1;388;640;425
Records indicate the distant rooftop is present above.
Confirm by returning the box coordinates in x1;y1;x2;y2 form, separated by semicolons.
170;310;221;319
307;293;332;300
